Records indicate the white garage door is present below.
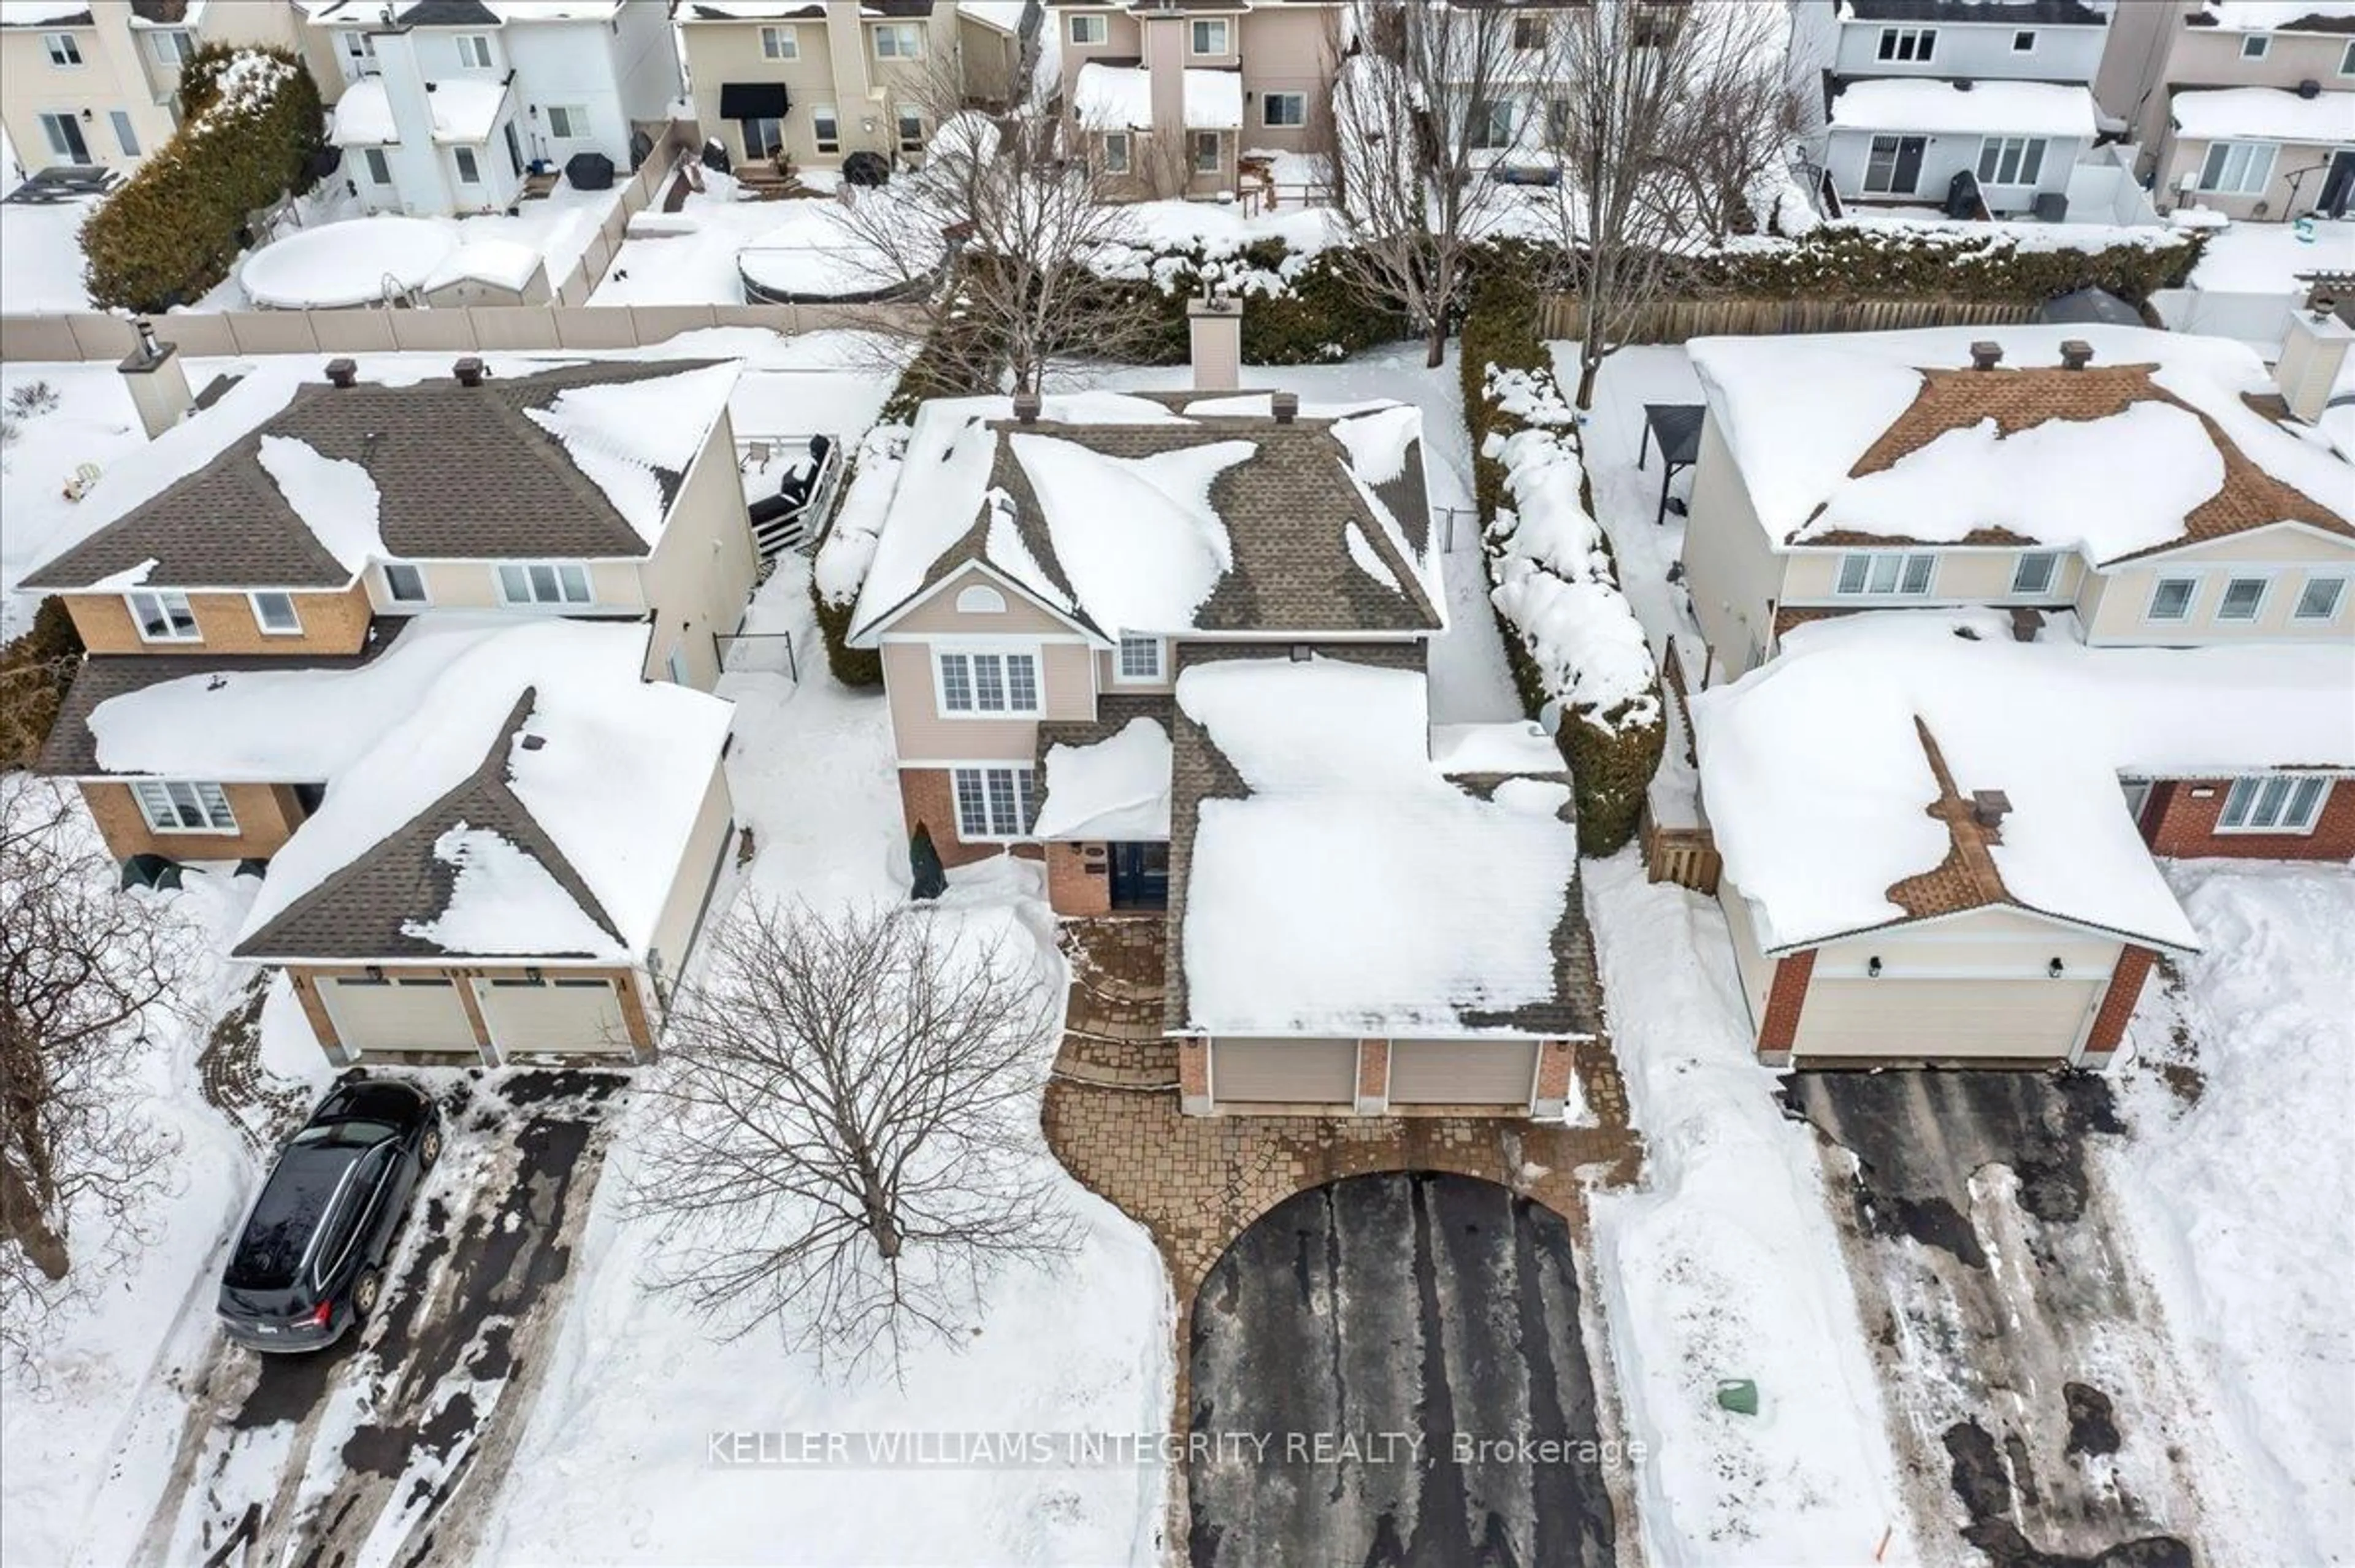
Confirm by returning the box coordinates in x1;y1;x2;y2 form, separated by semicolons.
472;977;636;1055
321;976;480;1054
1793;978;2104;1061
1211;1038;1357;1104
1389;1040;1540;1107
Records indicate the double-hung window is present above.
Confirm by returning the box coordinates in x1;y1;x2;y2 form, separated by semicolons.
1192;131;1221;174
1101;131;1131;174
952;766;1036;840
1834;551;1936;597
1876;26;1934;62
454;146;481;184
2219;775;2329;835
496;562;592;606
898;107;924;152
2010;551;2059;597
133;779;238;833
250;592;302;635
128;589;199;642
937;649;1041;715
546;104;589;139
2294;574;2346;622
813;104;840;154
873;22;923;59
1512;15;1547;50
1116;634;1165;683
150;28;194;66
456;33;493;67
1068;13;1107;45
1469;98;1515;151
2216;574;2267;622
760;24;798;59
2199;141;2275;196
1190;18;1228;55
1262;92;1307;128
1976;136;2046;187
44;32;82;67
2146;575;2199;621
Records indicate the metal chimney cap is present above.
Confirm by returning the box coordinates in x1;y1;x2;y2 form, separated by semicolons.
453;356;487;386
1011;389;1043;424
325;358;359;388
1270;391;1299;424
1970;789;2013;827
1969;340;2004;370
2059;339;2094;370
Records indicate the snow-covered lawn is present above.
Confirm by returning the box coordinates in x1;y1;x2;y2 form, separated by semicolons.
2183;214;2355;297
0;194;96;313
591;170;843;307
2109;859;2355;1566
1550;342;1706;654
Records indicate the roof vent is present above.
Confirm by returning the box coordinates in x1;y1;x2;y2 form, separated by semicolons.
1290;644;1312;662
519;733;547;751
2059;339;2094;370
326;357;358;388
453;356;486;387
1969;340;2003;371
1012;389;1041;424
1970;789;2012;831
2296;78;2321;99
1271;391;1299;424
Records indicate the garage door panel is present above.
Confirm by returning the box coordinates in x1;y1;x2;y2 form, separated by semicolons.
1390;1040;1539;1107
1211;1038;1357;1104
473;977;635;1055
322;976;479;1053
1794;978;2103;1060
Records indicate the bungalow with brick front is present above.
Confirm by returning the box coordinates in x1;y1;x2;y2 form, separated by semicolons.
1690;610;2355;1068
842;344;1598;1116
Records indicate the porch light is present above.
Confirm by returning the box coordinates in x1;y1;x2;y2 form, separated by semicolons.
1867;956;1883;977
2048;958;2066;978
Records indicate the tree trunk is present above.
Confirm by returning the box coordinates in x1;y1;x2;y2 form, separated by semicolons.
1424;316;1448;369
1575;352;1601;411
0;1158;69;1282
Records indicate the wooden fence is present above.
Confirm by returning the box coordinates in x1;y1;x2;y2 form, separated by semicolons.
1537;293;2038;344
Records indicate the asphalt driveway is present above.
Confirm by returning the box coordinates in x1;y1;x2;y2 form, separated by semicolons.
1187;1172;1616;1568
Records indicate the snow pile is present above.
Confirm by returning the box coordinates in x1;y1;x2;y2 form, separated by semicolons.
1032;717;1173;840
2110;860;2355;1567
2168;85;2355;145
329;78;399;146
812;424;910;608
1084;201;1343;296
522;361;741;544
1691;610;2355;953
1485;406;1661;734
1010;434;1254;632
1829;78;2099;139
1072;63;1242;131
1178;655;1578;1036
402;822;625;957
1583;852;1919;1566
254;435;386;574
1484;364;1577;428
238;217;458;308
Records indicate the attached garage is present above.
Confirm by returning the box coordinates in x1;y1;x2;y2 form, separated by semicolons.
471;976;639;1057
1211;1038;1357;1104
1388;1039;1541;1107
320;975;481;1055
1791;977;2105;1064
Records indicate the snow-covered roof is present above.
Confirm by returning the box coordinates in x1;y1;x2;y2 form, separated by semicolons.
1839;0;2110;25
848;390;1441;643
329;75;510;147
1170;652;1588;1039
232;617;731;963
24;356;740;592
1032;716;1172;840
0;2;98;25
1685;324;2355;562
2168;86;2355;146
1073;62;1244;131
1693;611;2355;955
2191;1;2355;33
1828;80;2099;140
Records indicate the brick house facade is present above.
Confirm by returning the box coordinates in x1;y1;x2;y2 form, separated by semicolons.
2138;778;2355;861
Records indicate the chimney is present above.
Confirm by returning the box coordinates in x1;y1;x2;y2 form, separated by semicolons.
2276;306;2354;422
325;358;359;388
1970;789;2012;833
1271;391;1298;424
116;317;192;440
2059;340;2094;370
1969;341;2003;371
1012;389;1042;424
453;356;486;387
1187;294;1241;392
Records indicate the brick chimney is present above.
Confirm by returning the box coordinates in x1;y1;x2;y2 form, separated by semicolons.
1188;295;1241;392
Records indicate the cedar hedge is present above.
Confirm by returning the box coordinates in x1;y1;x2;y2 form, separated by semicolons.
1;597;87;773
81;45;323;314
808;579;882;688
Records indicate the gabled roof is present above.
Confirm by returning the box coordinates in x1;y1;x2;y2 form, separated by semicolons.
1687;324;2355;564
24;358;739;592
849;390;1442;644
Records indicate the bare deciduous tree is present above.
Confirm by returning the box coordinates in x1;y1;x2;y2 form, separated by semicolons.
1;776;191;1366
826;59;1157;394
1322;0;1522;367
627;898;1078;1375
1542;0;1803;407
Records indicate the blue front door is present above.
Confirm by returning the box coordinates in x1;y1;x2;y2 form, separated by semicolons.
1109;843;1168;911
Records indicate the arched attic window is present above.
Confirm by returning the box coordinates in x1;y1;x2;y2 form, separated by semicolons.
956;584;1008;614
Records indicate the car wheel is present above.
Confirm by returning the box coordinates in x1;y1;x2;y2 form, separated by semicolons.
419;1125;443;1169
353;1266;385;1323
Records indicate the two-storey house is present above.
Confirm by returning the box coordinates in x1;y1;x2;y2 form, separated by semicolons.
678;1;1035;175
20;349;754;1066
1669;323;2355;1070
838;304;1595;1117
1791;0;2117;217
0;0;309;175
308;0;680;215
2096;0;2355;220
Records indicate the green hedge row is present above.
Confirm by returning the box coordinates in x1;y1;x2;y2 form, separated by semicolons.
1668;222;2206;303
1105;240;1409;365
82;45;323;313
1;597;86;773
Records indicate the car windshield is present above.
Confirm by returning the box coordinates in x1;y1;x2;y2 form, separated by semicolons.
224;1145;366;1290
293;1119;397;1149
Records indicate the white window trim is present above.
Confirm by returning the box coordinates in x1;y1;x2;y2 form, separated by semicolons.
2012;29;2037;53
1068;13;1106;44
495;561;594;607
1190;18;1229;55
248;592;304;637
898;108;924;151
2010;551;2059;597
2340;37;2355;76
872;21;924;59
1101;130;1131;173
546;104;591;139
364;147;394;185
1976;135;2047;188
760;23;798;59
2214;573;2270;623
2240;33;2270;59
2146;574;2200;622
1262;92;1307;129
381;562;431;605
150;29;194;65
950;764;1038;842
110;110;139;158
813;103;840;153
127;589;200;643
2216;775;2330;836
131;779;239;835
2292;573;2346;622
954;584;1007;614
1113;634;1166;685
2199;140;2276;196
1877;26;1935;63
44;32;83;67
457;33;493;67
934;646;1043;717
454;145;481;183
1832;550;1938;599
1192;130;1222;174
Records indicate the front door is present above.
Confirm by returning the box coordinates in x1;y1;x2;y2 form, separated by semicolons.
2321;150;2355;219
1109;842;1169;911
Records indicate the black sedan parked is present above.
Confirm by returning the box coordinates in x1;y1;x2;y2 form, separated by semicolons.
218;1079;442;1353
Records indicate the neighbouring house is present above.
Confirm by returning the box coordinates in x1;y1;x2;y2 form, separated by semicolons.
1790;0;2121;218
1049;0;1333;199
306;0;681;215
838;304;1595;1117
21;346;753;866
676;1;1036;175
1690;610;2354;1068
2096;0;2355;219
0;0;309;175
